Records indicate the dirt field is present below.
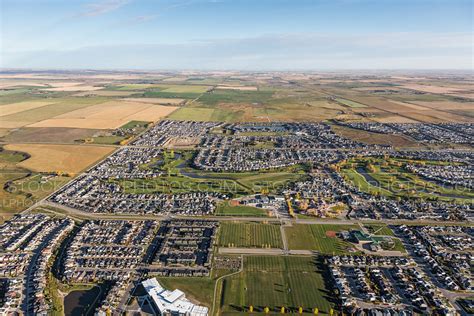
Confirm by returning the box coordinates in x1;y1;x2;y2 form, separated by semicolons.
0;101;58;117
411;101;474;110
28;101;178;129
44;85;103;92
4;143;114;174
122;97;186;105
1;127;102;143
400;84;469;94
332;125;419;147
72;90;138;97
216;85;258;91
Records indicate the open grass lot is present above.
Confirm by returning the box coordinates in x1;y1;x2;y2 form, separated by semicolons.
215;201;268;217
331;124;420;148
285;224;357;254
0;148;70;217
157;277;215;308
4;144;114;174
218;222;283;248
364;224;395;236
220;256;335;315
167;107;216;121
339;157;474;203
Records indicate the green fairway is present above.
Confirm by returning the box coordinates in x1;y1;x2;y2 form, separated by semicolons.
218;222;283;248
220;256;335;315
215;201;268;217
285;224;357;254
339;157;474;203
115;150;307;196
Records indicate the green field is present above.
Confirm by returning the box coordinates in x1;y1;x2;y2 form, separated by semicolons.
167;107;216;121
339;157;474;203
220;256;335;314
215;201;268;217
335;97;367;108
218;222;283;248
157;277;215;307
285;224;357;254
197;89;273;106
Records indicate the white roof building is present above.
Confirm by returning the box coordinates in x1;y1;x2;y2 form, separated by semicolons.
142;278;208;316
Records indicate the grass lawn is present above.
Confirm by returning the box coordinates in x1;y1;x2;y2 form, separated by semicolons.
218;222;283;248
215;201;268;217
364;224;395;236
157;277;215;307
285;224;357;254
220;256;335;314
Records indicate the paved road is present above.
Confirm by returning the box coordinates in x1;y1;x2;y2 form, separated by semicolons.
35;201;474;228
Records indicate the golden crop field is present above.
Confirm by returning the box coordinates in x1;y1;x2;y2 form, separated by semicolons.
4;143;114;174
28;101;178;129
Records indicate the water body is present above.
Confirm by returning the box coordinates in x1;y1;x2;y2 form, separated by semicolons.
64;286;101;316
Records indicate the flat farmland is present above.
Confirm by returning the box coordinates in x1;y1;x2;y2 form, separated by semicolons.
285;224;357;254
122;97;186;105
0;97;109;129
215;85;258;91
4;143;114;174
28;101;178;129
218;222;283;248
0;148;69;217
0;100;58;117
167;107;217;121
1;127;102;144
220;256;335;315
72;90;139;97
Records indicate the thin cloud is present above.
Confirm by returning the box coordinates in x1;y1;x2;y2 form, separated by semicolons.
80;0;130;17
112;14;159;27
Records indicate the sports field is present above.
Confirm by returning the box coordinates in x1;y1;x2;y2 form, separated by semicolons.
285;224;357;254
220;256;335;314
218;222;283;248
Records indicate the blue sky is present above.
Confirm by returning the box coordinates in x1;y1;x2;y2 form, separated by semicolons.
1;0;472;70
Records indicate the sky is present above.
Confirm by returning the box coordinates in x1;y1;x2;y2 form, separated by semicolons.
1;0;473;70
